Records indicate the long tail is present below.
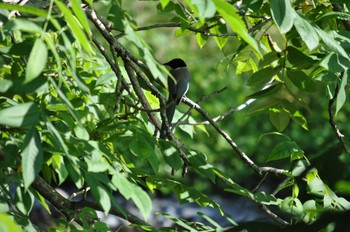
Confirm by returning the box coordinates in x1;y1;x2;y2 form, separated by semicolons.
159;102;176;139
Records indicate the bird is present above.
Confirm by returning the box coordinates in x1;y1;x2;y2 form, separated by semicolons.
159;58;191;139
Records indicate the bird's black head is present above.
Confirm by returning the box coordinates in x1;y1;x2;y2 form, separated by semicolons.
164;58;187;69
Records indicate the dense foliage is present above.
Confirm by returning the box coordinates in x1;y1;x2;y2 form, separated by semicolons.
1;0;350;231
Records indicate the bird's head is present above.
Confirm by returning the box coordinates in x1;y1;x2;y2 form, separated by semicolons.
163;58;187;69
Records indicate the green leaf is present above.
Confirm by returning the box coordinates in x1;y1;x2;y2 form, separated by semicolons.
293;14;319;51
316;28;349;59
112;175;152;220
335;71;347;116
270;0;295;33
5;18;43;33
65;158;84;189
31;189;51;214
247;67;279;86
286;70;315;91
25;38;48;83
188;151;216;183
50;154;68;185
306;172;325;197
160;212;197;231
286;46;315;69
55;0;94;56
0;213;22;232
315;11;350;23
247;84;281;99
212;0;261;55
0;79;13;93
279;197;304;218
160;0;171;8
160;141;183;170
267;141;304;162
210;21;228;49
319;52;350;73
14;186;34;215
196;33;207;48
190;0;216;19
269;107;290;132
85;173;111;215
243;0;263;12
0;102;40;128
74;126;90;140
282;101;308;130
129;136;155;159
252;192;278;205
246;98;281;115
21;128;43;190
70;0;91;37
84;149;109;173
0;3;47;17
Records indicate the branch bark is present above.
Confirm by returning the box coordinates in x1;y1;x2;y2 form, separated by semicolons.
182;96;289;176
328;83;350;156
31;176;151;228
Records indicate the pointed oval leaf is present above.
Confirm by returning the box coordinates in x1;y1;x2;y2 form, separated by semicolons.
316;28;349;58
213;0;261;55
269;108;290;132
270;0;296;33
25;38;47;83
267;141;303;162
190;0;216;19
0;102;40;128
293;14;319;50
21;128;43;189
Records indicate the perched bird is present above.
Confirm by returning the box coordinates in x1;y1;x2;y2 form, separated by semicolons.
160;58;191;139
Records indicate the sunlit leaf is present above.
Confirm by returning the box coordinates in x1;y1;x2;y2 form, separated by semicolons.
293;14;319;50
212;0;261;55
196;33;207;48
210;21;228;49
270;0;296;33
190;0;216;19
55;0;94;55
112;175;152;220
0;103;40;128
85;173;111;214
159;141;183;170
335;71;347;116
316;28;349;58
25;38;48;83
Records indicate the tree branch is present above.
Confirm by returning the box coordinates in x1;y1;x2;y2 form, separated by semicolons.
182;96;289;176
332;3;350;31
31;176;151;228
328;83;350;156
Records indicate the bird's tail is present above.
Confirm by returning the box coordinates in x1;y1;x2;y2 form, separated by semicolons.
159;102;176;139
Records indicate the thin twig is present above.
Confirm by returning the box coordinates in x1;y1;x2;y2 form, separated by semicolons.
182;96;289;176
258;204;289;225
133;22;237;37
328;83;350;156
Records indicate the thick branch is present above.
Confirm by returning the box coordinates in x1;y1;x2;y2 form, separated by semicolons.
31;176;151;227
124;62;161;128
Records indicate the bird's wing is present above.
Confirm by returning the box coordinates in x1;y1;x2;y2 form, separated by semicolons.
171;67;191;104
